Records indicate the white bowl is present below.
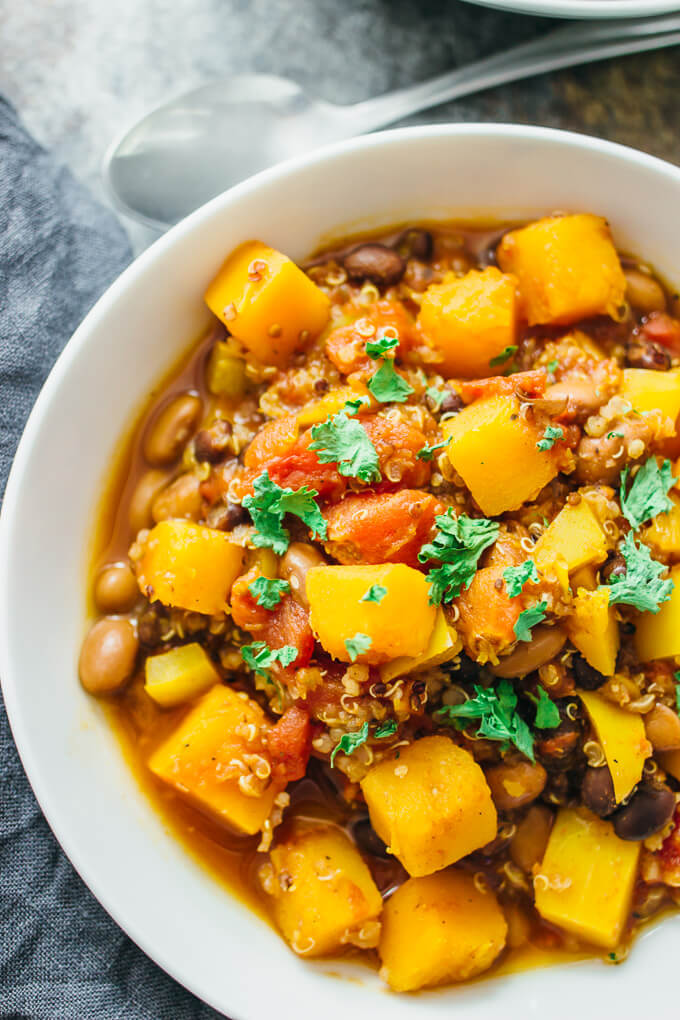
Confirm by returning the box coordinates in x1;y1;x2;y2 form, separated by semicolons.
2;124;680;1020
462;0;680;17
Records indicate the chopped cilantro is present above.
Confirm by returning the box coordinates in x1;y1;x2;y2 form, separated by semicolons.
536;425;564;451
330;722;369;767
345;633;372;662
674;672;680;713
361;584;387;604
436;679;535;761
619;457;676;530
344;395;370;416
374;719;398;739
425;384;447;408
514;601;548;642
309;411;381;483
416;439;448;462
243;471;327;554
547;359;559;374
418;509;499;605
241;641;297;676
607;430;624;440
529;687;561;729
367;359;414;404
489;345;518;367
605;531;673;614
503;559;539;598
366;334;399;358
248;576;290;609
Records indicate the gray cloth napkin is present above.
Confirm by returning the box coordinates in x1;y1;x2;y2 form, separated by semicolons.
0;97;220;1019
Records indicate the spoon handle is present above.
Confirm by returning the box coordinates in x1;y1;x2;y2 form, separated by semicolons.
345;14;680;133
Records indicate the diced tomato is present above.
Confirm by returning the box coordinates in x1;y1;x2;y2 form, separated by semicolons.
244;414;299;470
641;312;680;355
325;300;420;377
362;414;431;490
230;567;270;633
325;324;373;376
323;490;445;568
459;369;547;404
660;806;680;875
267;705;312;783
261;594;315;671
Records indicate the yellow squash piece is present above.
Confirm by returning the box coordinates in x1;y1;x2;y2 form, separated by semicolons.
534;807;640;949
266;823;382;957
380;609;461;683
379;870;507;992
295;384;372;426
496;214;626;326
534;500;608;574
360;736;497;877
205;339;247;397
144;642;220;708
443;394;560;516
417;266;518;377
148;684;281;835
642;492;680;560
578;690;651;804
566;586;619;677
622;368;680;424
305;563;436;665
136;520;245;616
569;564;599;591
204;241;330;367
635;564;680;661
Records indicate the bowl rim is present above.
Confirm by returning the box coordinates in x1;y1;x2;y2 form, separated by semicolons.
3;121;680;1016
461;0;680;17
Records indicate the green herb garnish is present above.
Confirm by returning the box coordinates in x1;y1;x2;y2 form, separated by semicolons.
361;584;387;604
503;559;539;598
605;531;673;614
366;334;399;358
241;641;298;676
489;345;518;367
243;471;327;555
514;601;548;642
345;633;372;662
674;671;680;713
418;509;500;605
416;439;449;462
425;384;448;408
607;430;624;440
309;411;381;483
248;576;290;609
374;719;398;739
344;396;370;416
547;359;559;374
619;457;676;530
529;687;561;729
367;358;414;404
330;722;369;767
436;679;535;761
536;425;564;451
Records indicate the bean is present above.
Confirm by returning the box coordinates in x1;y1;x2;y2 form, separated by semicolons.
343;244;405;287
624;268;667;314
572;652;608;691
644;703;680;751
151;473;202;523
279;543;327;609
613;782;676;841
395;228;433;261
510;804;553;872
194;420;232;463
138;609;163;648
143;393;203;467
94;562;138;614
439;390;464;415
79;617;138;695
128;468;171;534
544;379;603;424
625;339;671;371
491;625;567;679
485;760;548;812
504;902;531;950
599;553;627;587
535;715;582;768
403;260;434;292
207;500;248;531
581;765;616;817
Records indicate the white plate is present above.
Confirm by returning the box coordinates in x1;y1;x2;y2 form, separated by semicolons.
2;124;680;1020
462;0;680;17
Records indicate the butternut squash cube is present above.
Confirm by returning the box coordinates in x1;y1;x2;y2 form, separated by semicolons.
443;395;560;516
296;384;372;427
417;267;518;377
578;690;650;804
642;492;680;560
622;368;680;423
497;214;626;326
380;609;461;684
205;339;247;397
144;642;220;708
566;587;619;677
534;808;640;949
379;870;507;992
635;564;680;661
204;241;330;367
569;564;598;591
136;520;245;616
266;823;382;957
534;500;608;574
148;684;282;835
305;563;436;665
360;736;497;877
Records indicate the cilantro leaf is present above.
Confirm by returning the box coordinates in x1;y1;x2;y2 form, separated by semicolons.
248;576;290;609
425;384;447;408
530;687;561;729
607;430;624;440
361;584;387;604
374;719;398;739
366;335;399;358
345;633;372;662
489;345;518;367
536;425;564;451
309;411;381;483
330;721;369;767
344;396;370;416
674;672;680;713
243;471;327;554
514;601;548;642
547;359;558;374
436;680;535;761
605;531;673;613
367;359;414;404
503;559;538;597
241;641;298;676
619;457;676;530
418;509;499;605
417;439;448;462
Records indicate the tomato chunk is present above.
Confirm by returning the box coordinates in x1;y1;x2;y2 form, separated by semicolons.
459;369;547;404
641;312;680;355
323;490;444;568
267;705;312;783
261;594;315;671
244;414;299;470
362;414;431;490
325;300;420;376
230;567;270;633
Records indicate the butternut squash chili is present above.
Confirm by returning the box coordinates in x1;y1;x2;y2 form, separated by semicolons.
80;216;680;992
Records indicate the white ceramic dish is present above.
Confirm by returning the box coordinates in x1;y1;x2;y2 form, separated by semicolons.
461;0;680;18
2;124;680;1020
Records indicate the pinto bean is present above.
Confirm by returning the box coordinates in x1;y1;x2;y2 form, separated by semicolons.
279;543;327;609
94;563;138;614
510;804;553;872
128;468;172;535
544;378;604;424
343;244;405;287
581;765;616;817
485;760;548;812
194;420;232;463
143;393;203;466
151;473;202;523
625;339;671;371
613;782;676;841
575;416;651;486
491;625;567;679
624;269;667;314
207;500;248;531
79;617;138;695
395;228;433;261
644;703;680;752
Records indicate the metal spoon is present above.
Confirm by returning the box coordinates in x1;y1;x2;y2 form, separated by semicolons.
104;13;680;230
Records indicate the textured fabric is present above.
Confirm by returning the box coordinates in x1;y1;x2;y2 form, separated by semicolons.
0;98;219;1018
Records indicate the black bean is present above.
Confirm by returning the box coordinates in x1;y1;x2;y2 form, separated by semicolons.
625;339;672;372
352;816;391;858
343;244;405;287
395;228;433;261
440;391;464;415
207;500;247;531
138;611;162;649
313;378;329;395
581;766;616;817
194;421;232;463
448;653;478;683
613;783;676;841
572;652;608;691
